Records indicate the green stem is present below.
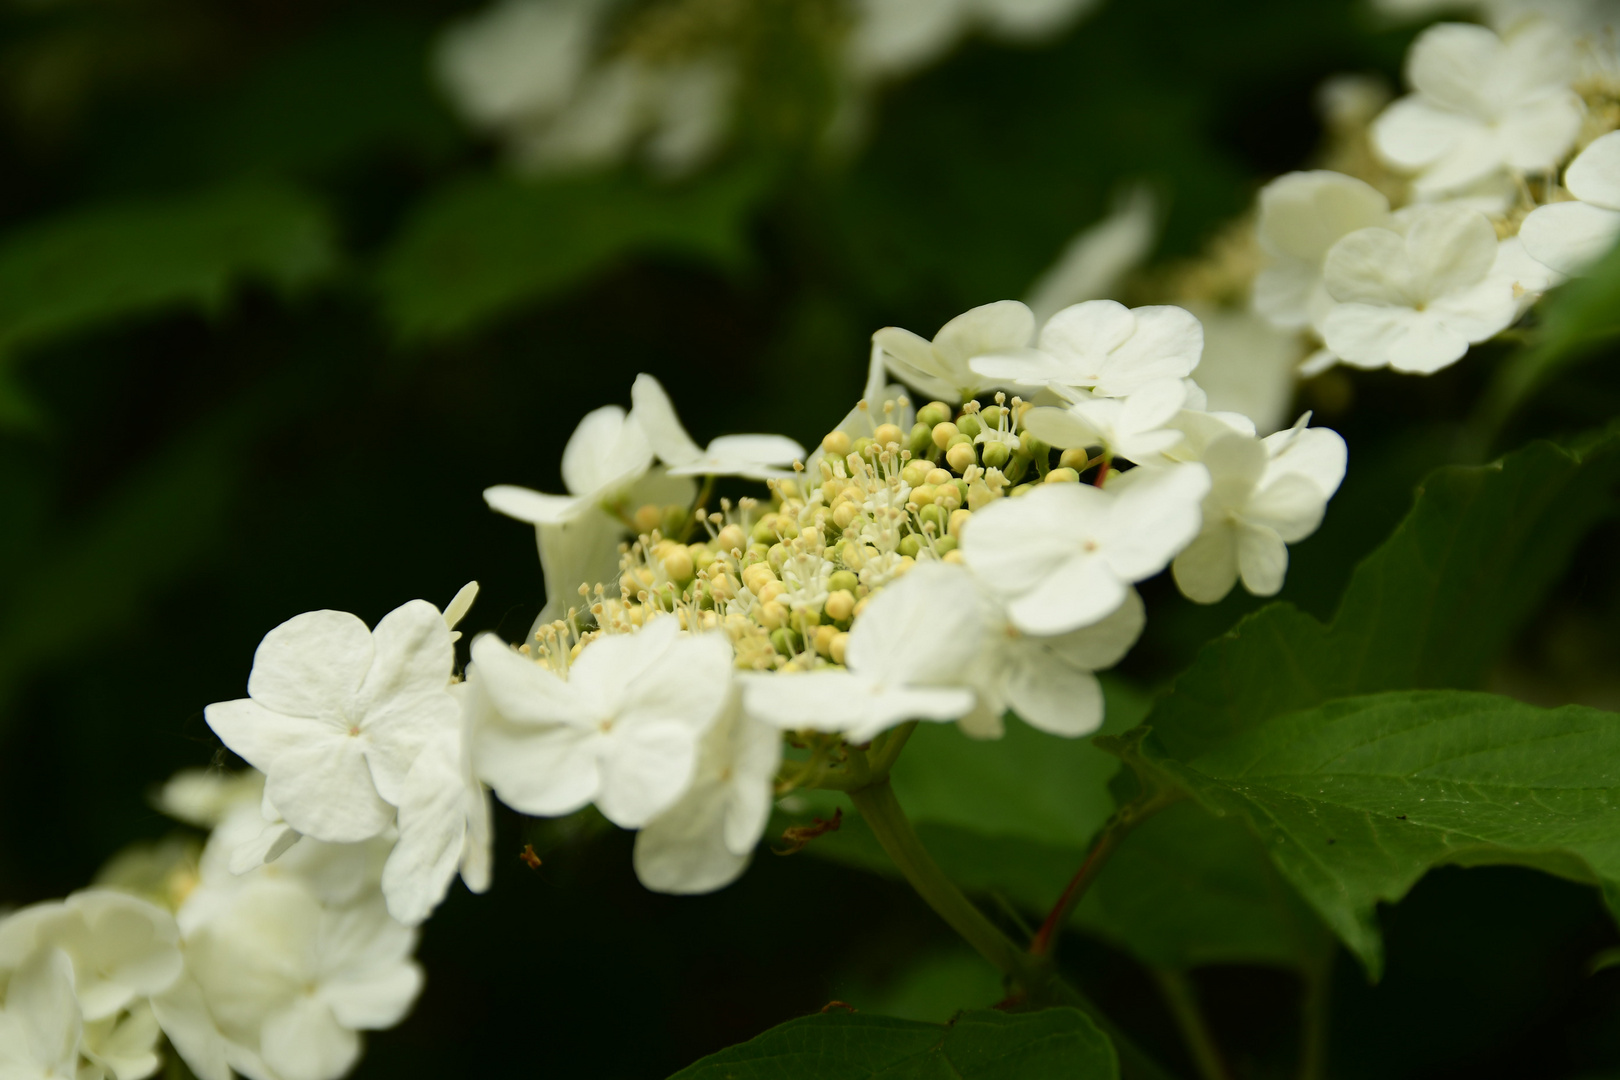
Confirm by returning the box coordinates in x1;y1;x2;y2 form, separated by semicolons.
1298;955;1334;1080
849;778;1179;1080
1153;969;1234;1080
848;780;1037;983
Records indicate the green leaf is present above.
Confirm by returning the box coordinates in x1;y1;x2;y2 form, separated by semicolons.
1072;801;1335;972
1148;426;1620;762
1472;243;1620;444
668;1007;1116;1080
1141;690;1620;977
375;168;766;340
0;183;337;356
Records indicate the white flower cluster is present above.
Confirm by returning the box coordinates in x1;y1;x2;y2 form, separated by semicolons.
434;0;1101;176
1249;6;1620;377
0;768;428;1080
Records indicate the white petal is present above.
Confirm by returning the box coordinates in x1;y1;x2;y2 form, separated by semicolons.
1247;474;1331;543
703;433;805;467
1407;23;1502;114
204;699;322;778
1020;403;1101;449
1007;553;1125;636
843;687;979;743
1095;306;1204;395
597;720;701;828
1520;201;1620;277
260;996;360;1080
968;346;1077;387
932;300;1037;375
1322;304;1469;373
380;742;467;926
483;484;586;525
1261;426;1347;497
1003;655;1104;737
599;627;733;737
1237;525;1290;596
1252;261;1318;329
1172;527;1240;604
633;781;749;895
535;507;626;624
473;716;600;818
1428;276;1519;343
1042;586;1146;670
1323;227;1414;306
1256;171;1391;263
960;482;1110;598
1566;130;1620;210
5;947;81;1074
1100;462;1211;581
1404;205;1497;299
842;562;983;686
468;634;591;725
630;373;705;467
263;737;394;844
1036;299;1135;376
1497;94;1582;171
1372;97;1468;171
246;609;373;722
873;326;954;387
560;404;654;498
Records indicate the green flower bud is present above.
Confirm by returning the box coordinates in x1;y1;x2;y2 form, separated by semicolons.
1045;467;1080;484
770;627;801;656
1019;431;1050;459
828;569;859;595
956;414;983;439
979;405;1005;430
751;515;779;545
981;440;1011;469
1058;447;1090;471
768;542;789;570
898;534;923;558
918;503;949;533
933;536;958;555
850;436;874;458
1003;451;1032;483
901;460;931;487
747;542;772;562
661;504;689;537
945;442;977;474
917;401;953;428
908;422;934;457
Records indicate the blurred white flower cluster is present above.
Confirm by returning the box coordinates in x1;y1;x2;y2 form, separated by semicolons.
434;0;1102;176
1249;4;1620;379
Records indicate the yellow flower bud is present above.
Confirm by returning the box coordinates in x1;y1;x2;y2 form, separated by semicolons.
967;481;996;510
901;461;931;487
814;624;838;658
710;570;739;602
715;524;746;554
829;631;849;665
742;562;777;594
873;423;903;449
925;467;953;486
949;508;972;537
946;443;977;474
757;579;787;605
910;484;937;506
632;504;663;535
942;549;965;565
931;422;959;449
1045;467;1080;483
1058;447;1090;471
916;401;952;428
662;547;695;585
821;430;851;456
825;589;856;622
937;482;964;511
759;600;790;629
832;501;859;529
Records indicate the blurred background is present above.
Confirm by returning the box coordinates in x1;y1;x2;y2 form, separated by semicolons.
3;0;1620;1076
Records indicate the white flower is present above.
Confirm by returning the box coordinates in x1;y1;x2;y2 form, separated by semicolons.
630;374;805;479
872;300;1039;404
435;0;605;131
0;892;182;1023
741;562;983;743
204;599;459;845
959;587;1145;740
470;615;732;827
972;300;1203;399
1171;421;1348;604
1024;186;1159;324
159;879;420;1080
631;698;782;895
379;674;495;927
1252;171;1391;332
0;948;82;1080
1019;378;1190;465
1319;205;1520;373
960;463;1210;635
1371;20;1582;195
1179;303;1302;436
1521;131;1620;276
82;1000;162;1080
484;403;654;526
